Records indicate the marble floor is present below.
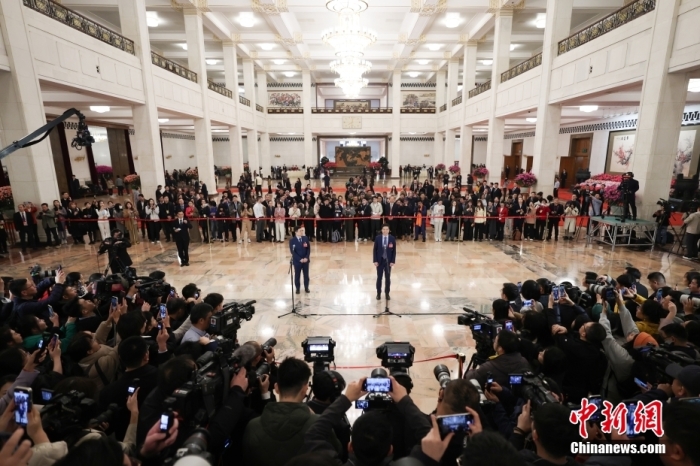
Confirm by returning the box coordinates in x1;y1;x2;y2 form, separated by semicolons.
0;223;694;416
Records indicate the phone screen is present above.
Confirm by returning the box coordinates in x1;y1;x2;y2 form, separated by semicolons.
14;390;30;427
37;339;43;349
634;378;648;389
559;286;567;298
588;396;602;422
510;374;523;385
41;389;53;402
656;289;663;302
169;289;175;297
552;286;560;301
160;304;167;319
605;289;616;300
194;292;200;299
48;305;54;317
355;399;369;410
626;402;640;437
50;334;58;347
437;414;474;438
159;413;170;433
363;378;392;393
157;323;163;332
128;386;136;394
111;296;118;308
517;282;522;293
505;320;514;332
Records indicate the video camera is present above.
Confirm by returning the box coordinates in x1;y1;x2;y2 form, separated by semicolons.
163;428;214;466
255;338;277;380
208;300;257;339
458;308;501;362
302;336;336;374
509;372;558;410
40;391;100;443
634;345;697;384
434;364;451;389
29;264;58;281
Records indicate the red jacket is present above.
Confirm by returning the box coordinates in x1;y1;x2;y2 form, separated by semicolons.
536;205;549;221
498;206;509;223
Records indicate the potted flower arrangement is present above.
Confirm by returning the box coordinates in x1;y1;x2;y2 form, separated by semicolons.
323;162;337;174
472;167;489;179
448;165;460;174
289;165;300;171
368;162;381;170
185;167;199;180
435;163;446;172
219;166;232;176
320;156;330;166
124;174;141;190
0;186;14;219
96;165;113;178
514;172;537;193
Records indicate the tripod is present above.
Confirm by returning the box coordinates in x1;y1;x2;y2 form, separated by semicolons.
465;352;489;372
100;243;127;276
279;260;307;318
373;293;401;318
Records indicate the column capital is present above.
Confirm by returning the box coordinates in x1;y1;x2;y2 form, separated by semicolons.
488;0;523;14
223;34;241;46
171;0;209;14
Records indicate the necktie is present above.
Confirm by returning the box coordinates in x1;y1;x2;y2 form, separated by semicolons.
383;237;388;260
180;219;182;226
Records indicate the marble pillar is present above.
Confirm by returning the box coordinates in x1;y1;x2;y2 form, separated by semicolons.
260;131;270;174
433;133;443;167
302;70;313;168
242;60;259;173
460;126;473;171
117;0;164;198
447;60;459;109
436;70;446;109
391;70;402;177
223;41;244;179
444;129;455;166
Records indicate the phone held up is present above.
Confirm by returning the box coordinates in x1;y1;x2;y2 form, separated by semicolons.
14;387;32;427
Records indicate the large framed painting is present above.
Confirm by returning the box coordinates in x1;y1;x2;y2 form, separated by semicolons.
268;91;301;108
334;100;369;111
675;129;697;177
335;146;371;167
605;130;635;174
401;91;436;109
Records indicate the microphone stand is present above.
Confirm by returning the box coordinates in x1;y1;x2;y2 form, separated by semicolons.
279;258;307;318
374;260;402;318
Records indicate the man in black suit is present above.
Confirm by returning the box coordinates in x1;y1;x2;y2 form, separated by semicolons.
136;194;147;240
373;224;396;301
13;204;36;253
158;195;174;242
98;229;132;274
618;171;639;221
289;226;311;294
172;211;192;266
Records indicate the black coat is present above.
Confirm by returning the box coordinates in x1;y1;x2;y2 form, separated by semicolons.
98;237;133;267
13;211;35;231
172;219;192;242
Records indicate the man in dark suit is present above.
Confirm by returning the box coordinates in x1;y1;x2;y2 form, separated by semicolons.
136;194;147;240
618;171;639;221
14;204;36;253
373;224;396;301
289;226;311;294
172;211;192;266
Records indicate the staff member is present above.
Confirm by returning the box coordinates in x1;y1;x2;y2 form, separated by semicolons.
173;211;192;267
618;171;639;221
290;226;311;294
373;224;396;301
98;229;132;274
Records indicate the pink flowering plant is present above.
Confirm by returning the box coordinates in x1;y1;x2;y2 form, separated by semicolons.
185;167;199;180
448;165;461;174
514;171;537;187
96;165;113;177
435;163;446;170
123;174;140;189
473;167;489;177
289;165;300;171
0;186;14;210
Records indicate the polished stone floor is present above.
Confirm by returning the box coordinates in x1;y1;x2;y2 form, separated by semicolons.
1;179;694;417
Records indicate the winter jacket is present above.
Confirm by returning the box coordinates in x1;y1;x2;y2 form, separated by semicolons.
78;344;120;394
464;352;531;388
37;210;57;229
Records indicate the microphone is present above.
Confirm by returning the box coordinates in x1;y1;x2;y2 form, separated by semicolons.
231;343;257;369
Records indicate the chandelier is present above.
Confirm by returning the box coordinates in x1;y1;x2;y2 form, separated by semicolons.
322;0;376;98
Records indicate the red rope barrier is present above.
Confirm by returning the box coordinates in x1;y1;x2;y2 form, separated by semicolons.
333;353;458;369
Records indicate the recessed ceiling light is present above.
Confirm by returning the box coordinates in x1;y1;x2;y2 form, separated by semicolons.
688;79;700;92
259;43;274;51
408;72;420;78
510;44;517;51
417;59;430;65
158;118;169;123
238;12;255;28
146;11;159;28
349;132;356;134
457;85;463;92
179;43;188;50
535;13;546;29
238;87;245;93
579;105;599;112
427;44;443;51
90;106;110;113
409;132;416;134
283;71;295;77
272;59;286;65
445;13;461;28
205;59;218;65
480;59;493;65
526;117;537;123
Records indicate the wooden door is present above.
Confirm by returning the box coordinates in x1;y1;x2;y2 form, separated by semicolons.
511;141;523;157
503;155;520;177
524;155;533;172
558;157;576;179
570;136;591;172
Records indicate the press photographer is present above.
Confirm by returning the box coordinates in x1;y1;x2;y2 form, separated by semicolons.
462;329;530;388
97;229;133;275
8;269;66;327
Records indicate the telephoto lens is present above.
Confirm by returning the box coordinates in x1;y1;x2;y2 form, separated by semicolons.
262;338;277;352
433;364;451;389
371;367;388;378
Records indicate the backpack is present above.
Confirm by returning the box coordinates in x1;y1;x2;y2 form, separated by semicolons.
332;230;341;243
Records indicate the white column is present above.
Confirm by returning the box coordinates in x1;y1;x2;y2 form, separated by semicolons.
302;70;313;168
633;0;687;219
0;0;60;206
460;126;473;171
531;0;573;197
462;41;478;94
243;59;256;106
484;9;512;182
391;70;402;178
436;69;446;109
433;133;442;167
117;0;165;197
257;70;267;111
183;10;215;189
446;59;459;109
444;129;455;166
248;131;259;174
242;60;260;173
223;41;244;179
260;131;270;173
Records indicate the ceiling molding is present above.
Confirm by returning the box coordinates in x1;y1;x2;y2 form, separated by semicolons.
487;0;525;13
252;0;289;15
410;0;447;16
398;34;426;46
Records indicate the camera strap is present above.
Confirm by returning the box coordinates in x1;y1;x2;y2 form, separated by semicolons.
92;360;110;386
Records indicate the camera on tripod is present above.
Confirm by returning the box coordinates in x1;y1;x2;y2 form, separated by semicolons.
634;345;696;384
508;372;558;410
458;308;502;367
208;301;256;339
302;336;336;373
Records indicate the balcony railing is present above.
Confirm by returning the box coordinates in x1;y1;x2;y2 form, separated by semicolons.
400;107;435;114
151;52;197;83
558;0;655;55
501;53;542;83
207;80;232;98
268;107;303;114
239;96;251;107
468;81;491;99
23;0;134;55
256;104;264;113
439;104;447;112
311;107;392;114
451;95;463;106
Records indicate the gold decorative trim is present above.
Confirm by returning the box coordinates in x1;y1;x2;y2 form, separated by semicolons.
250;51;258;59
166;155;172;159
74;156;85;162
252;0;288;15
487;0;524;13
410;0;446;16
398;33;426;45
275;33;301;46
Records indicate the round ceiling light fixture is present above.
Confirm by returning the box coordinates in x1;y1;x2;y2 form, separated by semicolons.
526;117;537;123
579;105;599;112
407;72;420;78
238;12;255;28
90;106;110;113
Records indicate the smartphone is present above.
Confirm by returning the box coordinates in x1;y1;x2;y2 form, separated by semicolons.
505;320;514;332
437;413;474;438
13;387;31;427
40;389;53;402
169;289;175;298
111;296;118;308
509;374;523;386
127;386;136;395
620;287;628;297
159;304;167;320
47;305;54;317
486;375;493;391
588;396;602;422
552;286;560;301
517;282;522;293
56;265;62;272
559;285;567;299
50;334;58;348
159;412;172;433
605;289;616;300
634;378;648;389
362;377;392;393
194;292;200;299
656;289;663;303
37;339;43;350
355;399;369;410
521;299;534;309
157;323;163;332
625;401;641;438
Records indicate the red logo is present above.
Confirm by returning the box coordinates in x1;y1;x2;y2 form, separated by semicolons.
389;243;394;248
303;243;308;247
570;400;664;438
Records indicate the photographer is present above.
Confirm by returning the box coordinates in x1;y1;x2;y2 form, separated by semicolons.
545;290;589;332
306;371;351;462
464;331;531;387
66;331;119;394
511;401;580;466
97;229;132;274
660;323;699;359
180;303;217;351
9;270;66;327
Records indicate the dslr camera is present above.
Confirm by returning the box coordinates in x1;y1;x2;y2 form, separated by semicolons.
458;308;502;363
509;372;558;410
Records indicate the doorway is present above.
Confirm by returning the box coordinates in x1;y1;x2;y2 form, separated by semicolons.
569;134;592;173
503;140;523;179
